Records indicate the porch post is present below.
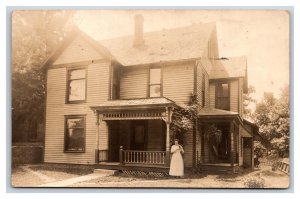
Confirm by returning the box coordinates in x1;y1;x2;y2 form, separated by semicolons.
166;122;171;165
251;137;254;169
165;106;173;165
230;123;235;166
95;111;100;163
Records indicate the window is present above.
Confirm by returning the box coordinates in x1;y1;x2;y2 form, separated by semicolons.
67;68;86;102
202;74;206;107
149;68;161;97
64;115;85;152
216;82;230;110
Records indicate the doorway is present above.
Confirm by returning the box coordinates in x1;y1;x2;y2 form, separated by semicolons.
131;120;147;150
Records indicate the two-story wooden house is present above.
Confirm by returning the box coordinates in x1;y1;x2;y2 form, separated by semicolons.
43;15;258;174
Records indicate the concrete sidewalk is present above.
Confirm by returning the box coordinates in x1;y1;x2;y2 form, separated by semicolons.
38;173;109;187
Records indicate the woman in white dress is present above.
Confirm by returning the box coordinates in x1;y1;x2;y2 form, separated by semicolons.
169;139;184;177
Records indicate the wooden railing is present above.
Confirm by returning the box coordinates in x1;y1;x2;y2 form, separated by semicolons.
120;146;168;165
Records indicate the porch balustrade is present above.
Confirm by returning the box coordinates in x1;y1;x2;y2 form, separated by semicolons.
120;146;168;165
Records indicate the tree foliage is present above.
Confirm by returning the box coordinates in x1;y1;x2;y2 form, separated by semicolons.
170;94;198;145
243;85;256;118
253;85;290;158
12;11;75;142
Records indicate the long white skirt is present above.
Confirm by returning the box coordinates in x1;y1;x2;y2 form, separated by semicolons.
169;151;184;176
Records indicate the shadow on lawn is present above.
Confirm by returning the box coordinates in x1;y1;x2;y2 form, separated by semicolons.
28;163;94;175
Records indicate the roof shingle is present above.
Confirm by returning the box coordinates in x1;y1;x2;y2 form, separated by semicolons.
209;56;247;79
97;22;216;66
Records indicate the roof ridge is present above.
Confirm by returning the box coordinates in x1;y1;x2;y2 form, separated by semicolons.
95;21;216;42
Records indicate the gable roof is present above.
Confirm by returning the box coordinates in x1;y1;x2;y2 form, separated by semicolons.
209;56;247;79
97;22;216;66
42;27;116;68
204;56;248;93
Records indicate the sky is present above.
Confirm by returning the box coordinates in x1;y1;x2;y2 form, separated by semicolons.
74;10;290;101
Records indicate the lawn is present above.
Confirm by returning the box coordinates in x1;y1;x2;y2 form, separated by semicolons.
11;164;289;188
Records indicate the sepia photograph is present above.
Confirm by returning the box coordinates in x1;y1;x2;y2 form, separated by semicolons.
11;9;290;188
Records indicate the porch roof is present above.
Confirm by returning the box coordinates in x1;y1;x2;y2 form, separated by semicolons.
197;107;242;123
198;107;239;116
90;97;177;111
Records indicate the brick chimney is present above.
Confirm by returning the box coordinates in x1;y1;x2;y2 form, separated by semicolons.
133;14;145;47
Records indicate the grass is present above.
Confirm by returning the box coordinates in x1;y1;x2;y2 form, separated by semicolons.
29;163;94;175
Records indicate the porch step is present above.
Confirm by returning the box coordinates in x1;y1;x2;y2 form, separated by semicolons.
93;169;118;175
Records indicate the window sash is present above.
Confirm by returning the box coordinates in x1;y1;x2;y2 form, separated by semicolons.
217;83;229;97
149;68;161;97
149;84;161;97
67;68;86;102
216;83;230;110
65;116;85;152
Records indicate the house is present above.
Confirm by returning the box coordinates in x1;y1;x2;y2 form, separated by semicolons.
43;15;258;174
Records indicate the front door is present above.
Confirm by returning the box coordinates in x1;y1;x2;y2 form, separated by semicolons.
108;121;120;162
131;121;147;150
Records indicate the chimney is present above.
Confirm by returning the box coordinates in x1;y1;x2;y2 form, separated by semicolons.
133;14;145;47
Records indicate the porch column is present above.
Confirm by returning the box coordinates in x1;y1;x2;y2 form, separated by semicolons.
230;123;235;166
95;111;100;163
165;106;173;165
165;121;171;165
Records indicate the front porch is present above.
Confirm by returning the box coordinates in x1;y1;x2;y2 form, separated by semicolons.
197;108;245;173
91;98;177;171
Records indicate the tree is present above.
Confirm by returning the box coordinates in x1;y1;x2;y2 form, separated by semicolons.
170;93;198;145
243;85;256;119
253;85;290;158
12;11;75;142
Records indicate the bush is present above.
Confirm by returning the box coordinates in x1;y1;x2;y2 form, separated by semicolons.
244;176;265;188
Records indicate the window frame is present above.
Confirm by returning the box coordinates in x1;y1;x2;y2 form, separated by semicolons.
148;67;162;98
64;115;86;153
215;82;230;111
66;66;87;104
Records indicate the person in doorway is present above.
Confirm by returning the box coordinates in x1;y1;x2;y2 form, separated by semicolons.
169;139;184;177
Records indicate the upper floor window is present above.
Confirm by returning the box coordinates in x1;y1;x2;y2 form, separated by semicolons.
67;68;86;103
64;115;85;152
216;82;230;111
149;68;161;97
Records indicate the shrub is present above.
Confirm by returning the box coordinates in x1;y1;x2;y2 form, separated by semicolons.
244;176;265;188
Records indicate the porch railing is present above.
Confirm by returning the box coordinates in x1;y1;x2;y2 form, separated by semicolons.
120;146;168;165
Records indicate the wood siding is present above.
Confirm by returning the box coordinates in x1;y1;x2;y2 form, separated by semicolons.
183;130;193;167
230;80;239;112
120;67;148;99
53;35;104;65
209;83;215;108
239;78;244;118
45;62;110;164
238;125;243;166
163;63;194;105
196;64;202;106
